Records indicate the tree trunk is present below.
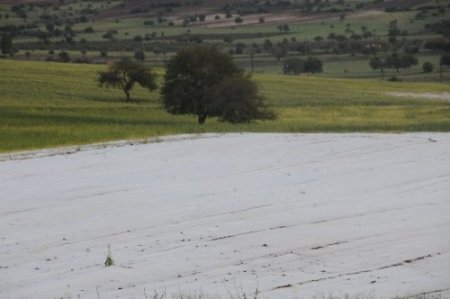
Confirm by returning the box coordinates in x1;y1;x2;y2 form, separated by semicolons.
124;89;131;101
198;112;208;125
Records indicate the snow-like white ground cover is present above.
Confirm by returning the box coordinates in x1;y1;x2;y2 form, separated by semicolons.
1;133;449;299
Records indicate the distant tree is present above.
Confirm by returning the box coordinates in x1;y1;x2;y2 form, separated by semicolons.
362;31;372;39
440;54;450;66
440;54;450;79
134;49;145;61
271;45;288;62
313;35;323;42
98;58;157;101
58;51;70;62
283;58;304;75
423;38;450;52
259;17;265;23
369;56;386;79
304;56;323;73
385;53;418;72
234;16;243;24
1;33;13;55
161;45;274;124
277;24;290;32
422;61;434;73
102;29;117;40
234;42;245;54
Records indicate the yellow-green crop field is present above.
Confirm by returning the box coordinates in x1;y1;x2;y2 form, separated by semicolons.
1;59;450;153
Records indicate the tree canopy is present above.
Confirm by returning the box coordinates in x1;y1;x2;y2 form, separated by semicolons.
98;58;157;101
1;33;12;55
283;56;323;75
161;45;274;124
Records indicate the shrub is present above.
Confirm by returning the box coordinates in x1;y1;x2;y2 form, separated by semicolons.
422;61;434;73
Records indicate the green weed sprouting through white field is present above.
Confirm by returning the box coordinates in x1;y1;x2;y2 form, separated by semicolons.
104;244;114;267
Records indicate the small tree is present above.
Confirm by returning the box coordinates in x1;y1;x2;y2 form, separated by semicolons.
1;33;13;55
134;49;145;61
385;53;418;72
369;56;386;79
440;54;450;79
161;45;274;124
422;61;434;73
304;56;323;73
98;58;157;101
283;58;304;75
58;51;70;62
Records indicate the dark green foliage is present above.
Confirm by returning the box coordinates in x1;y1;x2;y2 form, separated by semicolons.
58;51;70;62
161;45;274;124
422;62;434;73
385;53;418;72
134;49;145;61
425;20;450;37
423;38;450;52
283;57;323;74
210;76;275;123
84;26;94;33
283;58;304;74
387;75;401;82
1;33;12;55
304;56;323;73
98;58;157;101
369;56;386;79
441;54;450;66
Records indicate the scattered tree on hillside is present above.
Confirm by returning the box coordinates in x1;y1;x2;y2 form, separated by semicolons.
440;54;450;67
58;51;70;62
369;56;386;79
304;56;323;73
283;58;304;75
98;58;157;101
134;49;145;61
385;53;418;72
283;57;323;74
161;45;274;124
440;54;450;79
422;61;434;73
1;33;13;55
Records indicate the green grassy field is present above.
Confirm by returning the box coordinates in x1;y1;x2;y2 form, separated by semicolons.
1;59;449;153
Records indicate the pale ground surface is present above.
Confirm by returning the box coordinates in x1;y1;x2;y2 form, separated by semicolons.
1;133;450;299
387;92;450;101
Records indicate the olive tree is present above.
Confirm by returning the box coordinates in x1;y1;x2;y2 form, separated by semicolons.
98;58;157;101
161;45;274;124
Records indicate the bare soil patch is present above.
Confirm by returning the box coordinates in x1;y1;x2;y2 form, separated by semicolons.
387;92;450;101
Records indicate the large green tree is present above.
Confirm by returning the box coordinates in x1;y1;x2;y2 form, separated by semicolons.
98;58;157;101
161;45;274;124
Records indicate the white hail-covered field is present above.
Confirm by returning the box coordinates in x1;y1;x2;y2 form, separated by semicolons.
1;133;449;299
